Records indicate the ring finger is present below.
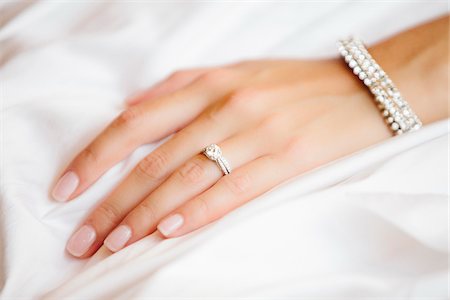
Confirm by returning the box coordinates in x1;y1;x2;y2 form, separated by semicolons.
65;117;272;257
100;127;272;253
63;113;229;257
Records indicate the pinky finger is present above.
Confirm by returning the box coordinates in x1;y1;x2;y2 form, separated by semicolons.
156;153;294;238
126;68;212;105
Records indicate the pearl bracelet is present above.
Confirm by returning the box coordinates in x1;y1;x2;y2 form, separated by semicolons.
337;37;422;135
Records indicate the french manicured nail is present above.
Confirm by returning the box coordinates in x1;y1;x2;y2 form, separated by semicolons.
157;214;184;237
52;171;79;202
104;225;132;252
66;225;96;257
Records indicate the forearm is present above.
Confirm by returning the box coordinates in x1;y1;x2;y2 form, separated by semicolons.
369;14;449;125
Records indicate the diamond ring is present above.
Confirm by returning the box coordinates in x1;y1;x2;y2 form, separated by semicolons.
202;144;232;175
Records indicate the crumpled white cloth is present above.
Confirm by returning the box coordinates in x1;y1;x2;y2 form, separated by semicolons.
0;1;448;299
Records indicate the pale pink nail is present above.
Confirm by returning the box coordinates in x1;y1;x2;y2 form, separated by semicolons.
104;225;132;252
52;171;79;202
66;225;96;257
157;214;184;237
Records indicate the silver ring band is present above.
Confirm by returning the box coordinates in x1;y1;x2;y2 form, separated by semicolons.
202;144;232;175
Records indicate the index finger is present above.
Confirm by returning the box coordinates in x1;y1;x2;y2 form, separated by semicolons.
51;75;228;202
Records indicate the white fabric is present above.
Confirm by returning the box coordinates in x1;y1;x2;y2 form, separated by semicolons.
0;1;448;299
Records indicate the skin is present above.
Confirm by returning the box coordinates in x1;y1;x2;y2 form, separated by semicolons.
53;15;448;258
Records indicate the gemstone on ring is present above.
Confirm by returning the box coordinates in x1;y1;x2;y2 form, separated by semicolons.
203;144;222;160
202;144;232;175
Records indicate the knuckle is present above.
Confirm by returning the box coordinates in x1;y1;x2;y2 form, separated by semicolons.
283;135;307;164
276;134;316;173
285;135;304;154
225;88;260;113
135;150;169;181
258;112;285;136
195;196;211;217
113;107;142;129
137;200;159;221
175;126;194;140
203;103;224;125
168;70;190;81
79;146;99;165
94;202;123;225
177;157;207;184
223;172;252;195
198;69;232;85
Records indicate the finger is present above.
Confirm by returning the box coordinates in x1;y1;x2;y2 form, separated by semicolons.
65;99;261;257
101;126;273;253
126;68;212;106
52;73;233;203
156;153;295;238
64;116;230;258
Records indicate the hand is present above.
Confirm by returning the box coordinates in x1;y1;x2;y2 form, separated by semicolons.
53;16;448;258
54;58;391;258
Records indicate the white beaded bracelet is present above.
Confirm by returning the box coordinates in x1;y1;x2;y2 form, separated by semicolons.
337;37;422;135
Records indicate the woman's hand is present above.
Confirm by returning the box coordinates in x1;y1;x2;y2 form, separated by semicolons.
53;15;448;258
55;58;391;258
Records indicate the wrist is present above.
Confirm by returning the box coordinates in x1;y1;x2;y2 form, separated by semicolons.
369;15;449;125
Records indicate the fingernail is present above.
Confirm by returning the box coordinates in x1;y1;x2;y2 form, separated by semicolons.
66;225;96;257
52;171;79;202
157;214;184;237
104;225;132;252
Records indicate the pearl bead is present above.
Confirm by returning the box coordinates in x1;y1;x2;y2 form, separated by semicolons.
338;37;422;135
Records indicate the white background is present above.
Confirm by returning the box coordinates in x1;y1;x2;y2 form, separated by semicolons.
0;1;448;299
